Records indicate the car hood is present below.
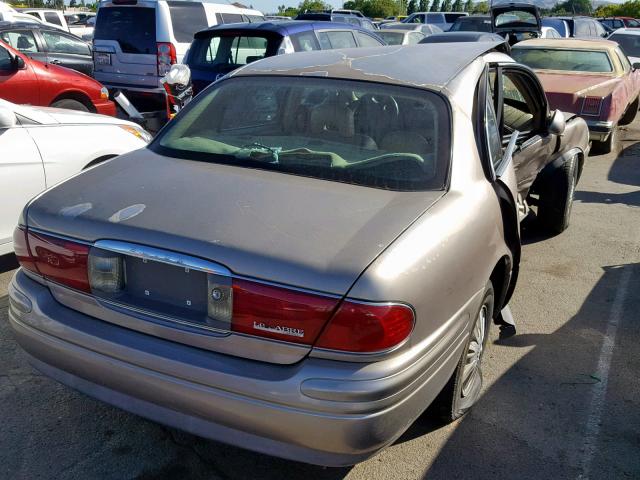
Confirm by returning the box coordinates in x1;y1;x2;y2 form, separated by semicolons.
14;102;137;127
25;149;443;295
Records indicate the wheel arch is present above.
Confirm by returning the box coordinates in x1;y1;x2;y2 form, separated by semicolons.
83;154;117;170
50;90;96;113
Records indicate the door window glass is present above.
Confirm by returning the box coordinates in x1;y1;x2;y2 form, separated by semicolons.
218;13;244;24
291;31;319;51
42;31;90;55
0;45;12;70
616;47;632;73
167;1;207;43
485;83;503;170
408;32;424;44
0;31;38;53
355;31;382;47
44;12;62;26
317;31;357;49
501;73;535;134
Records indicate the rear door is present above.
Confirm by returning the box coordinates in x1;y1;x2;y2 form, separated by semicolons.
0;28;48;64
93;5;159;88
40;29;93;76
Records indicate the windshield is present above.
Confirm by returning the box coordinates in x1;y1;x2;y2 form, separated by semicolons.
378;31;405;44
153;77;450;191
188;34;279;73
94;7;156;54
450;17;492;32
609;33;640;58
511;48;613;73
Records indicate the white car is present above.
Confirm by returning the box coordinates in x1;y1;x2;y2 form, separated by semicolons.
0;99;151;256
608;28;640;65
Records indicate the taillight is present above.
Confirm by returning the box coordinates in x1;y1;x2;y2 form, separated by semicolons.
231;279;339;344
13;227;37;274
14;228;90;293
581;96;602;116
157;42;176;76
315;301;414;353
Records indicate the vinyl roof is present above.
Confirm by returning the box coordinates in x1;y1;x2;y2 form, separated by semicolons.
231;43;499;90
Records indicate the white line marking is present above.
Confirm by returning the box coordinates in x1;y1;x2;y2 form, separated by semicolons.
578;266;632;479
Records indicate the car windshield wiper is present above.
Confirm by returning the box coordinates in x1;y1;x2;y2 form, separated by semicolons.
235;143;281;163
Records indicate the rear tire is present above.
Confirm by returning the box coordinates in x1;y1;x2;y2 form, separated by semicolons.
619;97;639;126
434;282;494;422
50;99;90;112
537;155;577;235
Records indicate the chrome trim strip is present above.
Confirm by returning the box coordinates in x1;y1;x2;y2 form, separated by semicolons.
27;227;93;246
97;297;231;335
94;240;232;277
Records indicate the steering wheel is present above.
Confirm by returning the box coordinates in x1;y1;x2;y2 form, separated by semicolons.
356;93;400;119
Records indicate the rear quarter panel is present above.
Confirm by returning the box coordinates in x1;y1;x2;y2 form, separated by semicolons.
30;61;100;106
348;102;511;368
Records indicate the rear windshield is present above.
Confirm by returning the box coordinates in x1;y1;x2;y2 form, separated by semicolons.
153;77;450;191
167;1;208;43
609;33;640;58
188;34;279;72
511;48;613;73
450;17;491;32
495;10;537;28
94;7;156;54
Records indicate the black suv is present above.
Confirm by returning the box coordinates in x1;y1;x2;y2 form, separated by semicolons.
0;21;93;76
295;10;376;31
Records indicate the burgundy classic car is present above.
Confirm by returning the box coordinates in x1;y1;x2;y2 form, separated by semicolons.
512;38;640;153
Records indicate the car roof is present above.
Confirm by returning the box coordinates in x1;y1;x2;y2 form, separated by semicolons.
194;20;374;37
230;43;497;91
422;31;504;42
0;20;58;31
609;27;640;35
515;38;618;50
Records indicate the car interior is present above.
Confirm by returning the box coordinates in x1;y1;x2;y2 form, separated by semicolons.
158;79;449;190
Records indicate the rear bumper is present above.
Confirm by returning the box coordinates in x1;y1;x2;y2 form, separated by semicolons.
585;120;614;142
92;99;117;117
8;270;467;466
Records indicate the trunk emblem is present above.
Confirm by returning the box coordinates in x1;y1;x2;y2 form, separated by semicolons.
253;321;304;338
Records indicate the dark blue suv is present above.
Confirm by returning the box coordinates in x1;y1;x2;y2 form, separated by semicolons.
185;21;385;94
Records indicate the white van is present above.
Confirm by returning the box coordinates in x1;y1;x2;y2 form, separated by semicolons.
93;0;263;108
17;8;70;32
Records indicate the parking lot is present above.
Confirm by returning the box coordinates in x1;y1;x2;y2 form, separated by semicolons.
0;116;638;480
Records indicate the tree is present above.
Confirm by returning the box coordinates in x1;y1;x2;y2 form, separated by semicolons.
297;0;331;13
463;0;472;11
407;0;417;14
430;0;440;11
451;0;462;11
69;0;76;7
419;0;428;11
441;0;452;10
473;0;488;13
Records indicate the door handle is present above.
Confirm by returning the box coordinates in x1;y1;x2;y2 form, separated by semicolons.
50;59;61;64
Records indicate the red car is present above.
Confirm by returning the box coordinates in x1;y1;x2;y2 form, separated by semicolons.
512;38;640;153
0;39;115;115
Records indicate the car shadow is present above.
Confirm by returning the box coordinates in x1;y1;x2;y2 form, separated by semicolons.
0;253;18;273
418;262;640;480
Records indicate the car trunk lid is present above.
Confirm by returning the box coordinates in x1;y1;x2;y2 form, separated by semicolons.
25;150;443;363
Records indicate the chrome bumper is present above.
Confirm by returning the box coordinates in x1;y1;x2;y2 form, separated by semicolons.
8;270;467;466
586;120;614;142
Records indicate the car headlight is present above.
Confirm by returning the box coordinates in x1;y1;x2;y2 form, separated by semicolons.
100;87;109;100
118;124;153;143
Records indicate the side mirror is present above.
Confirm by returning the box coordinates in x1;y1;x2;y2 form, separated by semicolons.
548;109;566;136
161;63;191;88
12;55;25;70
633;62;640;71
0;107;17;129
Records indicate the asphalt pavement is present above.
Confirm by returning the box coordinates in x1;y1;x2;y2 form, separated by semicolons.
1;121;639;480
